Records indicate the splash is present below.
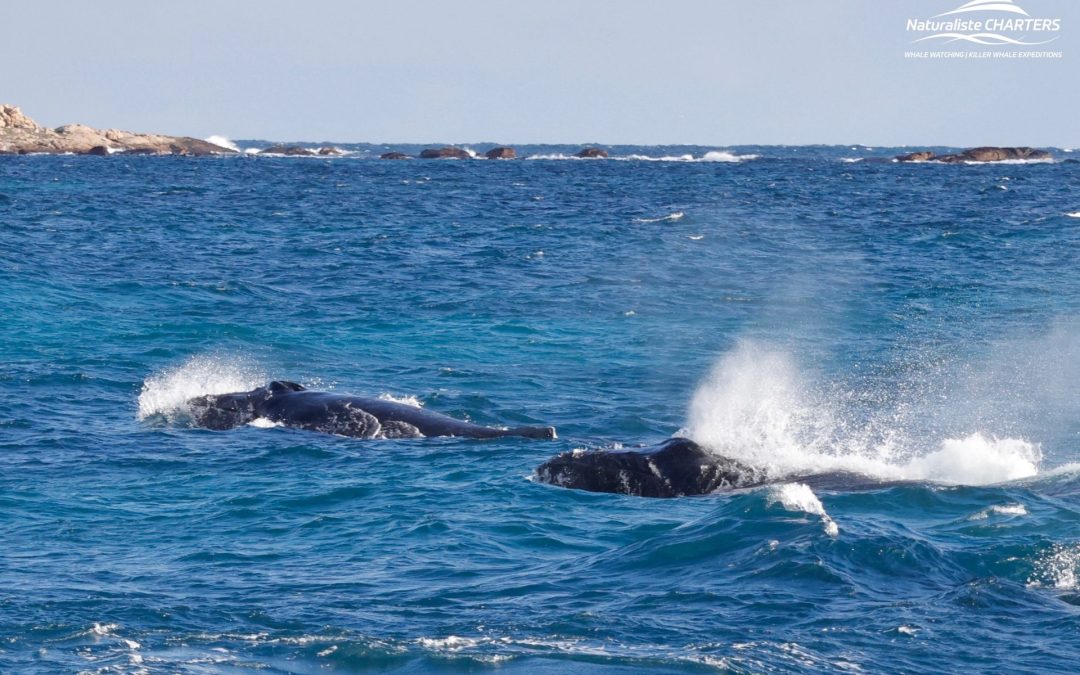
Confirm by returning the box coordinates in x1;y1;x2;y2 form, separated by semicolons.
204;135;240;152
767;483;839;536
1066;212;1080;219
137;354;266;421
905;434;1039;484
1028;543;1080;590
681;341;1043;485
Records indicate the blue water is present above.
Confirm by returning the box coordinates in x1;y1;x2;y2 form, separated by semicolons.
2;147;1080;673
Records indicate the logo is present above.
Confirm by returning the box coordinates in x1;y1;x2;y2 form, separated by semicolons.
905;0;1063;58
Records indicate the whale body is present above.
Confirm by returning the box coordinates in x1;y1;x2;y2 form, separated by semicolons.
535;437;767;497
536;437;898;497
186;381;557;440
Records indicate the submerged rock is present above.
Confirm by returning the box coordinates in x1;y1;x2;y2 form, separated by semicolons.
575;147;608;158
379;151;410;160
485;146;516;159
85;145;111;156
419;147;472;159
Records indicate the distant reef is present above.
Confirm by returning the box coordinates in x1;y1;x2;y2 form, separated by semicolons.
895;147;1052;163
0;104;234;156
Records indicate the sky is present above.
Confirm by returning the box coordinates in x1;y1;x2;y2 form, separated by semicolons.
3;0;1078;146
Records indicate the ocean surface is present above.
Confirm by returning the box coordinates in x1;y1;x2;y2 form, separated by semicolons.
2;144;1080;673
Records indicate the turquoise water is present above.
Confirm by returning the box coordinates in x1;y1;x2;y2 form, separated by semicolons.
2;147;1080;672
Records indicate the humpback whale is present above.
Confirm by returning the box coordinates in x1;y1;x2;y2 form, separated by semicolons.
186;381;557;440
536;437;896;497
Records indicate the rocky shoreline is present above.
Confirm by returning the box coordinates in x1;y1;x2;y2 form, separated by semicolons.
1;104;1062;163
0;104;234;156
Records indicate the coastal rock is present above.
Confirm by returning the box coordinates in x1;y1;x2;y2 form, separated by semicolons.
485;146;516;160
939;147;1051;163
0;104;39;130
894;147;1052;163
419;146;472;159
260;145;317;156
85;145;111;156
380;151;410;160
895;151;937;162
575;147;608;158
0;103;236;156
317;146;343;156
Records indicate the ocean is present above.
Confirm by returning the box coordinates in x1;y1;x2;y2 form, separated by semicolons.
2;145;1079;673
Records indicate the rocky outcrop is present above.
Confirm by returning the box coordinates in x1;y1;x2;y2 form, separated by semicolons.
317;146;343;156
943;147;1051;163
379;151;410;160
575;147;608;158
0;104;39;130
895;151;936;163
0;104;236;156
260;145;317;156
485;146;516;159
419;146;472;159
895;147;1052;163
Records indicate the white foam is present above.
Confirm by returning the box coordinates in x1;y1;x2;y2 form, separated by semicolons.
417;636;487;651
905;434;1039;484
247;417;283;429
623;153;696;162
137;354;265;420
969;503;1028;520
90;622;119;636
634;211;685;223
767;483;839;536
961;158;1055;165
1065;212;1080;219
681;341;1044;486
701;150;758;162
524;151;757;162
378;393;423;408
204;135;240;152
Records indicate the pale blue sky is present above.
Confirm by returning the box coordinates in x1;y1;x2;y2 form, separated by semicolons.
3;0;1077;146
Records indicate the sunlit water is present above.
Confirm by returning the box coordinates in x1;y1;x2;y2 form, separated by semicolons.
2;146;1080;672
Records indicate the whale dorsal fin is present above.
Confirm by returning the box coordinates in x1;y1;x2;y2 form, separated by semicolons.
268;380;306;395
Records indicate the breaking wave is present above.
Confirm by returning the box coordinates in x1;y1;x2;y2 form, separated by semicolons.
204;135;240;152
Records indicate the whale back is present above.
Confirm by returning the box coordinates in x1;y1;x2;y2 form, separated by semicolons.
186;381;306;430
536;438;766;497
